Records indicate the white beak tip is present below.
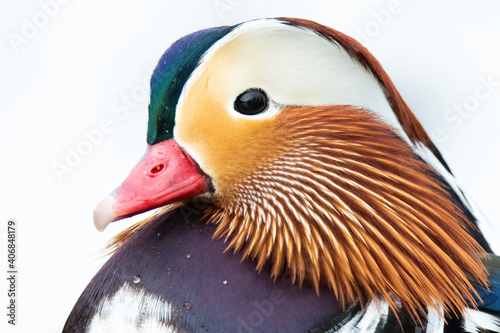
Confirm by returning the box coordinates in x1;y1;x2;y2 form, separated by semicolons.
94;196;117;232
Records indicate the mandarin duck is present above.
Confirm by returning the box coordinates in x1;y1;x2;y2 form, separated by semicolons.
64;18;500;332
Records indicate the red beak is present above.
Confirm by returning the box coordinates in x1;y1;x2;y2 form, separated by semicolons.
93;139;209;231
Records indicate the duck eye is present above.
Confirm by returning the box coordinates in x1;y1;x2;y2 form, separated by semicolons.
234;89;268;115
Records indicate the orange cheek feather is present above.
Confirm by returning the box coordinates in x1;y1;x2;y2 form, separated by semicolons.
201;106;488;323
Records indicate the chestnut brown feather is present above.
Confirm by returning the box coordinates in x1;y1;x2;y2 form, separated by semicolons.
281;17;452;171
202;106;488;323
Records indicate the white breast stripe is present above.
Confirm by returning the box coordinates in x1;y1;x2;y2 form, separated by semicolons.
87;283;176;333
332;300;388;333
463;308;500;333
426;305;445;333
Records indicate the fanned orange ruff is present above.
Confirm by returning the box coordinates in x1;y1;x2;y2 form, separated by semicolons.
203;106;488;322
109;105;489;324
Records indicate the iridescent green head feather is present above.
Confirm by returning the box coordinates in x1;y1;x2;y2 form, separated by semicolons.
147;25;236;145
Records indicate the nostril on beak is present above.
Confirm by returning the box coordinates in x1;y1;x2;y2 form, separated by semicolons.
150;164;165;175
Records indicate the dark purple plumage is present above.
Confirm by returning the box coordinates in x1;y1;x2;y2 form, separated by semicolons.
64;205;347;332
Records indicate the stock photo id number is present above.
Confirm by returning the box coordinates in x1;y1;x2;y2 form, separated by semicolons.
6;219;17;326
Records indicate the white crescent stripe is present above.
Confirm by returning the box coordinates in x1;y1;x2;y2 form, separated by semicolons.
87;283;176;333
463;308;500;333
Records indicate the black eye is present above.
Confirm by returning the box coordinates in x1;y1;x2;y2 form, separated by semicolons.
234;89;268;115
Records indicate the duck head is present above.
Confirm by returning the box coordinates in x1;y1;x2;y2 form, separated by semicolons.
94;18;488;321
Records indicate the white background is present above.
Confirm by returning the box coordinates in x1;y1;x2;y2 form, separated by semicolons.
1;1;499;332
